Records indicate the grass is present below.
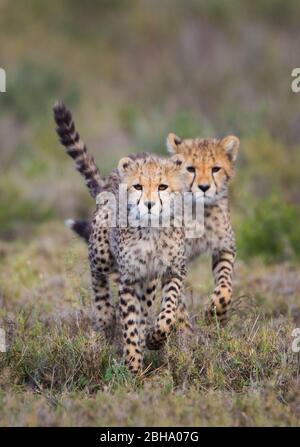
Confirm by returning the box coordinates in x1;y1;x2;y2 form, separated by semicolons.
0;223;299;426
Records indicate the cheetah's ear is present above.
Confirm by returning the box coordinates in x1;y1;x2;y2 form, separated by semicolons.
118;157;135;176
166;133;182;154
221;135;239;162
169;153;185;170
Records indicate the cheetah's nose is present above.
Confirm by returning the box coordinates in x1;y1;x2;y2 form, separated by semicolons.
198;184;210;193
145;201;155;211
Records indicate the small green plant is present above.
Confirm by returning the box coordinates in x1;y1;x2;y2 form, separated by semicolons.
104;361;131;388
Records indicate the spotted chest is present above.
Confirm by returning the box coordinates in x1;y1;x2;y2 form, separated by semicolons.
110;227;186;281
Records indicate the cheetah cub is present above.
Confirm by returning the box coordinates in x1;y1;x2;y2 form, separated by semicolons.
166;133;239;323
100;155;189;373
85;156;187;373
53;103;189;373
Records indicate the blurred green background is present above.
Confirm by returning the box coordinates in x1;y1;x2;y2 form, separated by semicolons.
1;0;300;262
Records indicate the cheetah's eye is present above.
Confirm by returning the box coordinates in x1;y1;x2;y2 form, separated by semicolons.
187;166;195;173
133;184;143;190
158;184;168;191
212;166;221;174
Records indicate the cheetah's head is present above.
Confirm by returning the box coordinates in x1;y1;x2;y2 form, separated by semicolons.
166;133;239;205
117;155;188;225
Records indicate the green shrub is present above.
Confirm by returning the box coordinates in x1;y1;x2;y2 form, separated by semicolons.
237;196;300;262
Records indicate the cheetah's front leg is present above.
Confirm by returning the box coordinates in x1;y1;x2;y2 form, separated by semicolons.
136;277;157;349
146;273;183;350
206;248;235;324
176;293;193;335
119;279;142;374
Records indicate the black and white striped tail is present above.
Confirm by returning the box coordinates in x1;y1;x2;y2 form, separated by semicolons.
53;102;104;198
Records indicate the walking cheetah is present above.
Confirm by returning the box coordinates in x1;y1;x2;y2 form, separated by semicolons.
166;133;238;323
54;103;190;373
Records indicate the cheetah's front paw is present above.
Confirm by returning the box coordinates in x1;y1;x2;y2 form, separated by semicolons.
205;287;231;325
145;329;167;350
